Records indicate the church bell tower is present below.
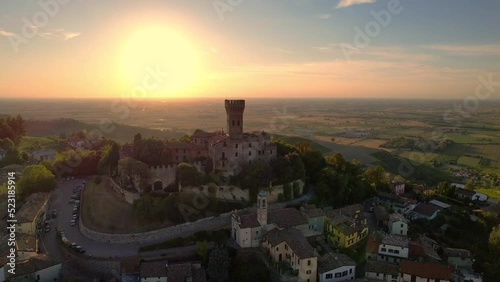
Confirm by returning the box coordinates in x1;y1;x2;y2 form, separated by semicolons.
225;100;245;139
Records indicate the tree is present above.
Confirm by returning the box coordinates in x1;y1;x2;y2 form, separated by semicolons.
207;246;230;282
0;138;14;150
177;162;201;187
283;183;292;200
436;181;455;198
118;157;150;191
489;224;500;254
132;133;142;159
300;150;326;184
18;165;57;198
196;240;208;260
365;165;388;189
99;142;120;176
294;141;311;153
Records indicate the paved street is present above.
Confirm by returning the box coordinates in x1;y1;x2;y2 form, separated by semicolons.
363;198;377;234
41;178;139;259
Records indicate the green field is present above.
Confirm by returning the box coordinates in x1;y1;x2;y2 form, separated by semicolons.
476;187;500;200
18;136;60;151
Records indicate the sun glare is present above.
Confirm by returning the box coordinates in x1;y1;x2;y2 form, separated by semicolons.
118;26;202;98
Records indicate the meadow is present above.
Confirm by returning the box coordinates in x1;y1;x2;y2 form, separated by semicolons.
2;98;499;183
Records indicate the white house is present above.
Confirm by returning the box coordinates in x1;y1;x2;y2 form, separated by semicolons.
390;179;405;195
32;149;56;162
377;233;409;264
388;213;408;236
318;253;355;282
8;256;61;282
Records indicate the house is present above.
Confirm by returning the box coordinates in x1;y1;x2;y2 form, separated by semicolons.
231;190;309;248
428;199;451;210
406;202;441;220
15;193;50;234
0;148;5;160
366;234;381;261
389;179;405;195
408;237;441;263
375;192;415;214
324;204;369;248
374;205;389;229
139;260;207;282
7;256;61;282
444;248;473;269
400;260;452;282
317;253;355;282
301;204;325;237
365;260;399;282
388;213;408;236
262;227;318;282
15;234;38;261
31;149;56;162
455;188;476;200
377;233;409;264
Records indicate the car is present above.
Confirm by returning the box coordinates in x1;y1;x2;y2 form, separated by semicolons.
72;210;78;215
74;200;80;204
76;247;86;254
70;220;76;226
70;243;77;249
72;214;78;220
44;226;51;233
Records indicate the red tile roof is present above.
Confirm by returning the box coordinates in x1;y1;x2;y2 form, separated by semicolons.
400;260;452;280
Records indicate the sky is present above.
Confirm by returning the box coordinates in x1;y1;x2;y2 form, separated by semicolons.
0;0;499;99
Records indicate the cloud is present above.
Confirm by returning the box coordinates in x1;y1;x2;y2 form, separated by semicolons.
0;28;16;37
336;0;376;9
422;44;500;56
38;29;81;40
317;14;331;19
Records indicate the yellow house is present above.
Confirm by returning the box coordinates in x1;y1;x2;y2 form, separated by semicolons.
324;204;369;248
263;227;318;282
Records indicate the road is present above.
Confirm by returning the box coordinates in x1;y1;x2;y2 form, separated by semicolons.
363;197;377;234
41;178;140;259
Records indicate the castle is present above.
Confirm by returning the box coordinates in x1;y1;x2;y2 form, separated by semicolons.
174;99;276;175
144;100;276;191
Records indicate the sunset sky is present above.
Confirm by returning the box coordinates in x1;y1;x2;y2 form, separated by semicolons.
1;0;499;99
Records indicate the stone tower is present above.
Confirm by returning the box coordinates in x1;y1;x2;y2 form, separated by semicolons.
225;100;245;139
257;190;268;226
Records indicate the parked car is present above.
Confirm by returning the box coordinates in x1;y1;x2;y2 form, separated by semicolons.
72;214;78;220
69;199;75;204
70;220;76;226
44;225;51;233
74;200;80;204
70;243;77;249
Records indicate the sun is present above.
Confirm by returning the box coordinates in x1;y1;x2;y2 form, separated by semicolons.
118;26;202;98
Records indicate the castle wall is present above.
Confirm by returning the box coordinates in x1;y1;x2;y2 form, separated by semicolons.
109;178;140;205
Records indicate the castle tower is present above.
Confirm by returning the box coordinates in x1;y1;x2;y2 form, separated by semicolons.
225;100;245;139
257;190;268;226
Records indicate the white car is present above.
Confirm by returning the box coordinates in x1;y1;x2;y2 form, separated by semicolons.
70;220;76;226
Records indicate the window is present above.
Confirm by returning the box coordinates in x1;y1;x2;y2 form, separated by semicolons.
232;120;235;126
276;247;279;251
381;248;387;252
222;152;225;158
326;274;333;279
235;144;239;148
307;260;311;266
349;269;352;274
249;151;252;156
223;141;227;147
388;249;394;253
237;120;240;126
306;270;311;274
342;270;348;276
394;250;400;254
335;273;342;278
270;150;272;155
235;152;238;157
285;244;288;250
401;223;404;227
249;143;252;147
258;150;261;155
183;149;186;153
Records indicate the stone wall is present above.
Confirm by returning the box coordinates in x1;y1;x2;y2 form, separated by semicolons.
80;211;232;244
148;161;204;191
266;179;304;203
61;244;121;280
109;177;140;205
